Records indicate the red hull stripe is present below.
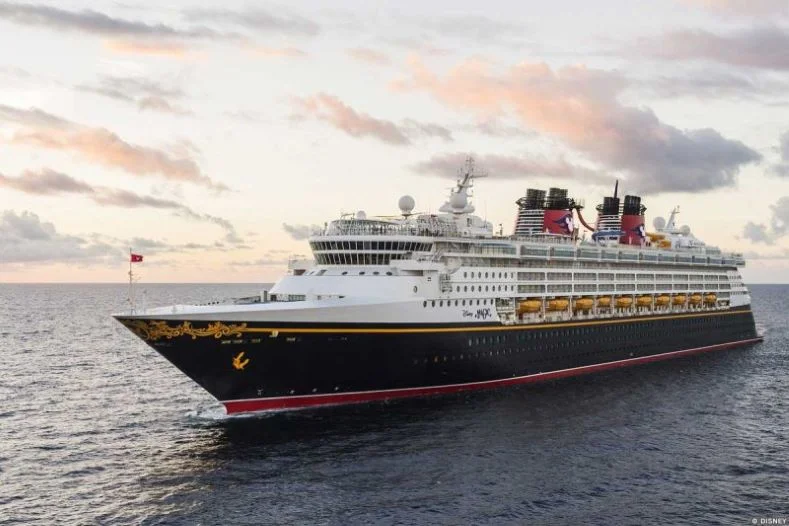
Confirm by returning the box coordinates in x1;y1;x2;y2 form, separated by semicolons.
222;337;763;414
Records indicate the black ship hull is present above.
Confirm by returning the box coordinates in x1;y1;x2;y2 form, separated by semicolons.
116;306;761;414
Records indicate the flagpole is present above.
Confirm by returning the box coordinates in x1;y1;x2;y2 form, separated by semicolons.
129;247;134;314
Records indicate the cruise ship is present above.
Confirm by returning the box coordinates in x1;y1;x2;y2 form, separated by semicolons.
115;158;762;414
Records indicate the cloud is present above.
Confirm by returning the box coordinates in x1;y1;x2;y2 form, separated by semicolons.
0;104;222;190
771;131;789;176
293;94;409;145
245;46;307;59
742;196;789;243
103;39;189;57
282;223;319;240
77;76;191;115
640;69;789;100
0;2;226;39
0;210;119;263
636;26;789;71
402;120;453;142
415;14;527;45
395;58;761;194
413;152;612;185
0;168;93;195
292;93;452;145
743;222;773;244
0;169;241;243
346;48;390;65
680;0;789;16
473;118;533;138
183;7;319;36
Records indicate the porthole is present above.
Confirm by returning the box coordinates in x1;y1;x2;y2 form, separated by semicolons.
373;271;379;275
342;271;348;275
360;271;365;275
386;272;392;276
440;300;443;307
464;286;468;292
423;301;427;308
462;300;466;306
432;300;436;307
413;286;418;293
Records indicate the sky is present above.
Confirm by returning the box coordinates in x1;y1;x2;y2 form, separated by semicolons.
1;0;789;283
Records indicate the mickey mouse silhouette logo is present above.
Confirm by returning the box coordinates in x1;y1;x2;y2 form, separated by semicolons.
554;213;574;234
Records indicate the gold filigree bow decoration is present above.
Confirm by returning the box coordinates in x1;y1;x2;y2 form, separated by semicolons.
121;320;248;342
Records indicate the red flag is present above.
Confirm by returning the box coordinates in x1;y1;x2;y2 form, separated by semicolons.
130;253;143;263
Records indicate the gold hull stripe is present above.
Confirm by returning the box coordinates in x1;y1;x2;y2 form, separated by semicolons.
238;309;752;335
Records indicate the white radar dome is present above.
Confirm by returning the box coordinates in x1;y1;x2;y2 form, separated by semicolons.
449;192;468;211
653;216;666;230
680;225;691;236
398;195;415;215
356;210;367;220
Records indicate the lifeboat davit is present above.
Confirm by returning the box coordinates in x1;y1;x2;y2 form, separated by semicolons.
636;296;653;307
546;299;569;311
704;293;717;305
517;299;542;314
689;294;703;305
672;295;687;306
573;298;594;311
615;296;633;308
655;295;670;306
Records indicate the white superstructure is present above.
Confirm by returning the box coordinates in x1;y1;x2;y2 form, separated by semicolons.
133;158;750;325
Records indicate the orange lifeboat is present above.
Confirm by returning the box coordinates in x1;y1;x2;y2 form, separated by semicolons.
597;296;612;308
517;299;542;314
689;294;703;305
546;299;569;311
636;296;653;307
655;295;670;307
672;295;687;306
573;298;594;311
615;296;633;308
704;293;717;305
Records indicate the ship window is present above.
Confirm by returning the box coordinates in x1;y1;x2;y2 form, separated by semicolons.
386;272;392;276
440;300;443;307
432;300;435;307
463;272;467;278
373;271;379;275
462;300;466;306
485;272;489;278
423;301;427;307
342;271;348;275
471;286;475;291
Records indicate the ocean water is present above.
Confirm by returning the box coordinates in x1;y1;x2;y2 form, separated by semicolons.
0;283;787;525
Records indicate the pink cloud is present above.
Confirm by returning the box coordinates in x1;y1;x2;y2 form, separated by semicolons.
396;57;760;194
0;105;224;190
294;94;411;145
346;48;391;65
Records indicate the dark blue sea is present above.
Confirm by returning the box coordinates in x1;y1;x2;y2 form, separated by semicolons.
0;284;787;525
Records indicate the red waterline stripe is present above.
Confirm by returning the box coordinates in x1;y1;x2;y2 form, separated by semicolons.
222;337;763;414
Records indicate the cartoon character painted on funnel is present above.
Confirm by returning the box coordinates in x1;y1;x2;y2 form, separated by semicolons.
554;213;574;234
632;223;646;240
